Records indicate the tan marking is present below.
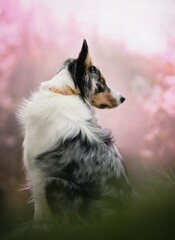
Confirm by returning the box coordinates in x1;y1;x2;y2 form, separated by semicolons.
91;91;118;109
85;52;92;73
49;87;80;96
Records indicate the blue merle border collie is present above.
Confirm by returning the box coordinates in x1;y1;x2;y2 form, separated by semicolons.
18;40;131;222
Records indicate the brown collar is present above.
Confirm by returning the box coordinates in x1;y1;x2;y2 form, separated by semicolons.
49;87;79;96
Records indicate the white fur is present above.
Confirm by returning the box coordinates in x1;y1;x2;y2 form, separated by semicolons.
110;88;124;105
41;68;75;92
19;68;99;160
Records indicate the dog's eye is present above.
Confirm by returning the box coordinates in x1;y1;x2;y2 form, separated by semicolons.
97;85;104;92
95;84;108;94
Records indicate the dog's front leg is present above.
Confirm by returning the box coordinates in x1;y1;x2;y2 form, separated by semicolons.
45;177;82;220
30;169;52;221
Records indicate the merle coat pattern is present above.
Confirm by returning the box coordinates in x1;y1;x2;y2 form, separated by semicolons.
18;40;131;221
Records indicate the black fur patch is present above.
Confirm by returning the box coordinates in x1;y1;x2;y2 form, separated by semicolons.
68;60;93;100
66;40;93;100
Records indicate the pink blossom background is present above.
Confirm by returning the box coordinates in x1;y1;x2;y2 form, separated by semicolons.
0;0;175;214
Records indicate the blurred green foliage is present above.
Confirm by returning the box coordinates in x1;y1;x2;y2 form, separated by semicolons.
1;167;175;240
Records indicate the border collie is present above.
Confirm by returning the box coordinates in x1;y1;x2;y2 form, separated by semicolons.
18;40;131;221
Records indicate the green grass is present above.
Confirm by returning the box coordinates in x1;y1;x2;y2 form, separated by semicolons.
2;168;175;240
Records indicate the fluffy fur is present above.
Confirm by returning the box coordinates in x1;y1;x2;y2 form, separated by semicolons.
18;40;131;221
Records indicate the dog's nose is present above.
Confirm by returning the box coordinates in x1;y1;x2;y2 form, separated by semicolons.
120;96;125;103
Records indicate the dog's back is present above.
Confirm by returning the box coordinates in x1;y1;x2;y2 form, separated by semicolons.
18;40;131;221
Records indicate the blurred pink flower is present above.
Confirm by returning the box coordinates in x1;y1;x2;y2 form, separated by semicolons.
143;85;163;114
162;84;175;116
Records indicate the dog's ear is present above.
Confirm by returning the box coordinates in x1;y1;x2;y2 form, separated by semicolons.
76;39;92;73
72;40;92;98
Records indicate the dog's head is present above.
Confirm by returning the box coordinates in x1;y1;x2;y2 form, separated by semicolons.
67;40;125;109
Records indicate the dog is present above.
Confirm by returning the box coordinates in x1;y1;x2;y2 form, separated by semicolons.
18;40;131;222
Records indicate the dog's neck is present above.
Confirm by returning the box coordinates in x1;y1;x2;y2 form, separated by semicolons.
49;87;95;116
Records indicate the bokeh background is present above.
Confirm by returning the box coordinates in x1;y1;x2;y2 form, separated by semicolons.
1;0;175;232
